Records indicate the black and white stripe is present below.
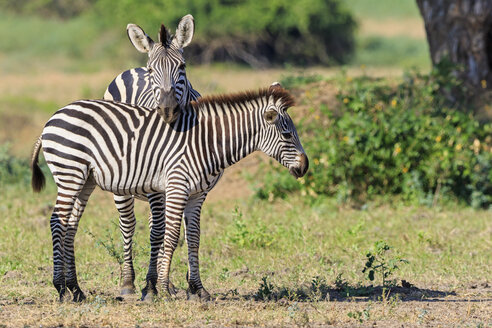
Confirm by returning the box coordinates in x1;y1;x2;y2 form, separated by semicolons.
102;16;200;296
31;84;308;301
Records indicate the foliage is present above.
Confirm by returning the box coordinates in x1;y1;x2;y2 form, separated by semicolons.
86;226;124;268
255;276;275;301
0;0;96;19
0;143;31;187
258;66;492;208
362;240;408;286
7;0;355;67
225;206;274;248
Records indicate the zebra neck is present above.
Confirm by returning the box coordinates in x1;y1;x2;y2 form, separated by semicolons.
199;100;262;171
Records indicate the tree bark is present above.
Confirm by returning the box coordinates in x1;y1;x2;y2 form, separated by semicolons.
416;0;492;90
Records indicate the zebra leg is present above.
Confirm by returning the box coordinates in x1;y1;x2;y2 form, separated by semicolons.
141;193;165;301
114;195;137;295
156;185;189;299
50;189;80;301
184;193;210;301
146;194;178;295
65;179;96;302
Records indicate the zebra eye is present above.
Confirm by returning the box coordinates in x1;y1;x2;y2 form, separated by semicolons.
148;68;153;73
282;131;292;139
264;110;278;123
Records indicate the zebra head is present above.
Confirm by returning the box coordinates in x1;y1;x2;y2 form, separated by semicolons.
259;82;309;179
127;15;195;123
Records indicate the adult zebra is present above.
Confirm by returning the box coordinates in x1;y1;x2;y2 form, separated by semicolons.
31;83;308;302
103;15;201;296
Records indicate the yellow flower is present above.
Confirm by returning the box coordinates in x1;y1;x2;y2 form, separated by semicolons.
457;127;462;133
314;158;320;165
299;177;305;185
343;98;349;104
435;135;442;143
391;99;397;107
481;80;487;89
402;167;409;173
456;143;462;151
346;76;353;82
315;115;320;120
343;136;349;142
360;64;366;70
394;144;402;155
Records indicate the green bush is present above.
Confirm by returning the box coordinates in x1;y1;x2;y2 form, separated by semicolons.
0;143;32;187
91;0;356;66
257;66;492;208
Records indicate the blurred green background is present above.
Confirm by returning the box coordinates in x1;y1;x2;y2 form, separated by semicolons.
0;0;430;73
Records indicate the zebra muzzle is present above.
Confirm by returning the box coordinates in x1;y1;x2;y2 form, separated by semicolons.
157;106;180;124
289;153;309;178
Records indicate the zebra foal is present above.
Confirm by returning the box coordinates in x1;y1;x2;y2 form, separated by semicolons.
103;14;201;296
31;83;308;301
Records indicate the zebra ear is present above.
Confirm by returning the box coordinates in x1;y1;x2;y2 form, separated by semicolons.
172;14;194;49
127;24;155;53
269;82;283;92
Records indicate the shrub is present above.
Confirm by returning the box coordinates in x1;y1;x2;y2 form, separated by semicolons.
91;0;356;67
0;143;31;187
256;66;492;207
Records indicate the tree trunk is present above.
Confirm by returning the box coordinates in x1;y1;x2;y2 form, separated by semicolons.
417;0;492;91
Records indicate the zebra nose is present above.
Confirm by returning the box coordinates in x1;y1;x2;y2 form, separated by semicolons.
157;106;178;123
299;153;309;177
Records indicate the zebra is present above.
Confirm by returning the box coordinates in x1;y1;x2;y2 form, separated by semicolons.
102;15;201;296
31;83;308;302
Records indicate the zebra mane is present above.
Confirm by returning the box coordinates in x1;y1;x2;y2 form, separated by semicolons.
191;87;295;111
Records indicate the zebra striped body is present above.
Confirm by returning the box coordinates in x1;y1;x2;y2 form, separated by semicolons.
32;85;308;301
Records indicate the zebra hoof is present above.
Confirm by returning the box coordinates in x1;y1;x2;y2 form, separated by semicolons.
141;284;158;302
168;281;178;295
72;290;86;302
187;287;211;302
120;286;136;296
198;288;211;302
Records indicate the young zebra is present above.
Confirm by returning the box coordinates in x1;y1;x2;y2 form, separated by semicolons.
31;83;308;302
103;15;201;296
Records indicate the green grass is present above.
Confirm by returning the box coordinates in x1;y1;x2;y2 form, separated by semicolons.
0;13;138;73
0;154;491;325
344;0;422;20
352;35;430;69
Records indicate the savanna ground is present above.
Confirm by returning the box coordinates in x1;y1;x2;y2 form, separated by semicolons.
1;1;491;327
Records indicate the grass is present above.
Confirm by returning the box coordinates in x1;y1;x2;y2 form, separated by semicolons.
345;0;422;20
0;154;491;326
353;35;430;69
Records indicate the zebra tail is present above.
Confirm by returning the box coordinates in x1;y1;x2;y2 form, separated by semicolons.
31;136;46;192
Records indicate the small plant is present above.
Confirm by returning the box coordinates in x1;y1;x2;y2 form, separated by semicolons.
362;240;408;286
255;276;275;301
219;267;230;281
86;227;124;273
347;303;371;323
226;207;274;248
309;276;328;302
